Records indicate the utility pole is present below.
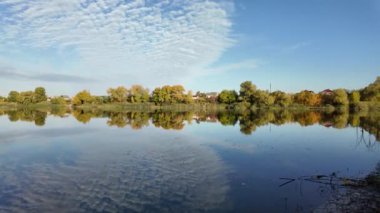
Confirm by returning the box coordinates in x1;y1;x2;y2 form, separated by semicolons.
270;82;272;93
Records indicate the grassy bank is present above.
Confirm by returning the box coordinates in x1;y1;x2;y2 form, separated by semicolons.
1;101;379;113
73;103;228;112
0;102;69;112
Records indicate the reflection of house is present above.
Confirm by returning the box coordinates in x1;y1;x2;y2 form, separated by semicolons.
320;89;334;96
192;96;200;100
192;115;218;123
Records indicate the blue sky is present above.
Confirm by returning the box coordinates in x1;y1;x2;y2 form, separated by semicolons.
0;0;379;96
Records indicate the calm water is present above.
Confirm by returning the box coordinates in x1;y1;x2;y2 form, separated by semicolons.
0;109;379;212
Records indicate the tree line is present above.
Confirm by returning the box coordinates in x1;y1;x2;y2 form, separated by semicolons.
217;78;378;108
5;87;47;105
0;77;379;108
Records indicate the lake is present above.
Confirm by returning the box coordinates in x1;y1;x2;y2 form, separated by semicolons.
0;108;379;212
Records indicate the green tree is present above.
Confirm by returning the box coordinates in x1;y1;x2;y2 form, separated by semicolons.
152;87;163;104
361;76;380;102
194;91;207;103
34;87;47;103
349;91;360;105
51;97;66;105
271;91;291;107
170;85;185;103
19;91;35;104
107;86;128;103
218;90;238;104
72;90;94;105
161;86;173;103
252;90;275;106
239;81;257;102
152;85;187;104
8;91;19;103
130;85;149;103
184;91;194;104
333;89;349;106
152;86;172;104
294;90;321;106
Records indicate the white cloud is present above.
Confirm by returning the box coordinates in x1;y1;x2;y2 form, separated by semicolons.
0;0;235;88
199;59;260;76
287;41;311;52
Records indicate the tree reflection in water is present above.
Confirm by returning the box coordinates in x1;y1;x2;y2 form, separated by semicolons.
0;108;379;142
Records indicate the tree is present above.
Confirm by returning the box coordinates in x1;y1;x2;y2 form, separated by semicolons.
271;91;291;107
218;90;238;104
333;89;349;106
252;90;275;106
130;85;149;103
34;87;47;103
349;91;360;105
72;90;94;105
19;91;35;104
321;92;334;105
151;85;188;104
161;86;173;103
170;85;185;103
152;87;163;104
184;91;194;104
51;97;66;105
107;86;128;103
239;81;257;102
294;90;321;106
194;91;207;103
93;96;110;104
361;76;380;102
8;91;19;103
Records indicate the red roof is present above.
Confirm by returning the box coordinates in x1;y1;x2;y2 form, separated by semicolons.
321;89;334;95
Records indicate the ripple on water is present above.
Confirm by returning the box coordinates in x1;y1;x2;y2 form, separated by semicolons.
0;139;231;212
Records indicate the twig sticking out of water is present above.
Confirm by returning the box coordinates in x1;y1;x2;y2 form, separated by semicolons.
279;174;368;188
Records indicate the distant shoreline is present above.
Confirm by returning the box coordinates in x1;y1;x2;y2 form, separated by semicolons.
1;102;379;112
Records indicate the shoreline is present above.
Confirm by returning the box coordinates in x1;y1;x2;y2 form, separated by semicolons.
314;187;380;213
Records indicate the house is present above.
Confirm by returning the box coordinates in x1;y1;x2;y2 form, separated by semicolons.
192;92;218;100
48;95;71;102
205;92;218;99
320;89;334;96
60;95;71;101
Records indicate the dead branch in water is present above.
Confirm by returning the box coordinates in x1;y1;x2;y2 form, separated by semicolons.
279;173;368;188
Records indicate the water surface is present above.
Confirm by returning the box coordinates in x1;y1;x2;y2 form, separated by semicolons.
0;109;379;212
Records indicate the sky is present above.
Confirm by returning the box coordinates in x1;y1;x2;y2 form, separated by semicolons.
0;0;379;96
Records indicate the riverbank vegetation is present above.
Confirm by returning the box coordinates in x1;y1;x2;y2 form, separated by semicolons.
0;77;379;111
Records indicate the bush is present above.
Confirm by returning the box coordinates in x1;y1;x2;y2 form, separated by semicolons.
51;97;66;105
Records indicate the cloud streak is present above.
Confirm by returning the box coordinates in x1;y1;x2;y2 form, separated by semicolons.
0;0;235;85
0;67;95;83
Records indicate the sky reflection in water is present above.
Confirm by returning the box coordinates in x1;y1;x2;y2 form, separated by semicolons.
0;109;379;212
